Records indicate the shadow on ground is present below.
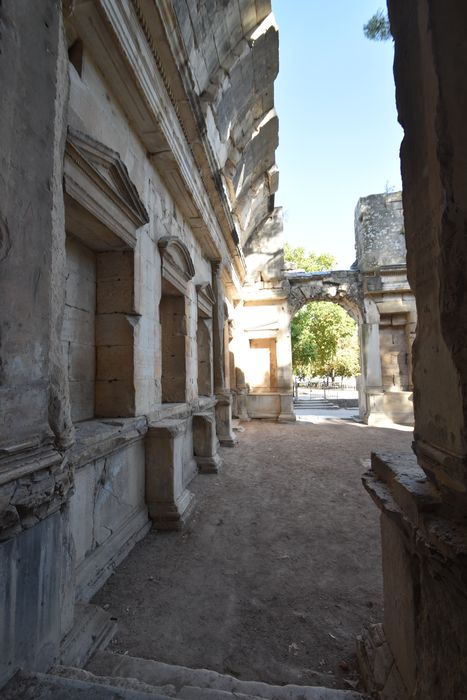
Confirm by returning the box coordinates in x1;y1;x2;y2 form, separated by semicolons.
93;419;413;690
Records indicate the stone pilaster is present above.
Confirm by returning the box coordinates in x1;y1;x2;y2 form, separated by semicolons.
211;261;237;446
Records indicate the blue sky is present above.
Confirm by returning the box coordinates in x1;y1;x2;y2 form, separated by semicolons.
272;1;402;268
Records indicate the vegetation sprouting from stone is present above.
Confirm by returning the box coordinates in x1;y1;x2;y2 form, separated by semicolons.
285;245;360;381
363;9;391;41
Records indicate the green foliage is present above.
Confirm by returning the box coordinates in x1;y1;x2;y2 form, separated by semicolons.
363;9;391;41
284;243;335;273
292;302;360;381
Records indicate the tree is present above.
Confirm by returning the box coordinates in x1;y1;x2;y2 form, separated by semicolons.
292;302;359;381
284;243;335;273
363;9;391;41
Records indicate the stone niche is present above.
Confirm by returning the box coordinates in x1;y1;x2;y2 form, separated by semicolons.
63;128;149;421
158;236;195;404
63;129;151;601
196;283;215;397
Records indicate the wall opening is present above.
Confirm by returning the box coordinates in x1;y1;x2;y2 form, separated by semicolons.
197;317;213;397
160;285;187;404
62;235;136;421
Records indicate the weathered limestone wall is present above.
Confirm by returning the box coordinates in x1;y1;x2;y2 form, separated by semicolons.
355;193;406;271
0;0;283;685
0;0;74;685
361;3;467;699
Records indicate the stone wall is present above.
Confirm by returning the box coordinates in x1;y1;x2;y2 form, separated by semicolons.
354;192;406;272
361;3;467;699
0;0;284;685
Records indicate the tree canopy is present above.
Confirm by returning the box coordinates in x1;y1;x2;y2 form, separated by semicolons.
292;302;360;381
363;9;391;41
284;243;335;273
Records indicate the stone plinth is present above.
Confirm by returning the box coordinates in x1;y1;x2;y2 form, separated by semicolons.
215;393;237;447
146;419;195;530
362;451;467;700
193;413;223;473
277;393;296;423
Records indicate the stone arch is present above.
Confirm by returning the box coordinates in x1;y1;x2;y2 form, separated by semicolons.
287;270;363;320
287;270;378;421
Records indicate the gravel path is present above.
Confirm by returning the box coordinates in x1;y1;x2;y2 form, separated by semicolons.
93;418;413;690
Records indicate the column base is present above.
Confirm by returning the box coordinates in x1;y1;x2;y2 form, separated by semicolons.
148;488;195;531
196;454;223;474
278;412;296;423
278;393;296;423
215;393;238;447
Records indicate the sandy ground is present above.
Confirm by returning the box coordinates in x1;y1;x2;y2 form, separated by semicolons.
93;418;413;690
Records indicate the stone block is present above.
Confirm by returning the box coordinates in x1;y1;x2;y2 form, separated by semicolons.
96;345;133;381
95;314;134;346
380;512;416;695
95;379;135;418
97;277;135;315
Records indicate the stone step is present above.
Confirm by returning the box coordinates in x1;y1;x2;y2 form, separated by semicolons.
0;670;173;699
294;403;339;409
55;665;268;699
87;651;366;700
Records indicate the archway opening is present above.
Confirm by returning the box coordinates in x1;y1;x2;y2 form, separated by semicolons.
291;299;362;417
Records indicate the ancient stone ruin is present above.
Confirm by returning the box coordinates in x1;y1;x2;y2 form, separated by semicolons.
287;191;416;426
1;1;467;699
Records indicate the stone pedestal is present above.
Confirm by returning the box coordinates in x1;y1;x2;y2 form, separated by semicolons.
145;419;195;530
215;393;237;447
362;451;467;700
235;388;250;421
363;389;387;426
277;393;296;422
193;413;223;473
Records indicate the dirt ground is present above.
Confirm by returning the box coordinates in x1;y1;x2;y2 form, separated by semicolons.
93;418;413;690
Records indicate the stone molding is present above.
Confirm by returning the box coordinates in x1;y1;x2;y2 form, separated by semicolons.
0;442;73;542
69;0;242;280
68;417;148;471
158;236;195;295
64;128;148;250
196;282;216;318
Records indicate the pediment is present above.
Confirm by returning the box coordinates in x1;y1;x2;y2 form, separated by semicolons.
196;283;215;318
64;128;149;250
158;236;195;295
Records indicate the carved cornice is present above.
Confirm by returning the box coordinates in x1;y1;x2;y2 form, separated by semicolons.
69;0;244;288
